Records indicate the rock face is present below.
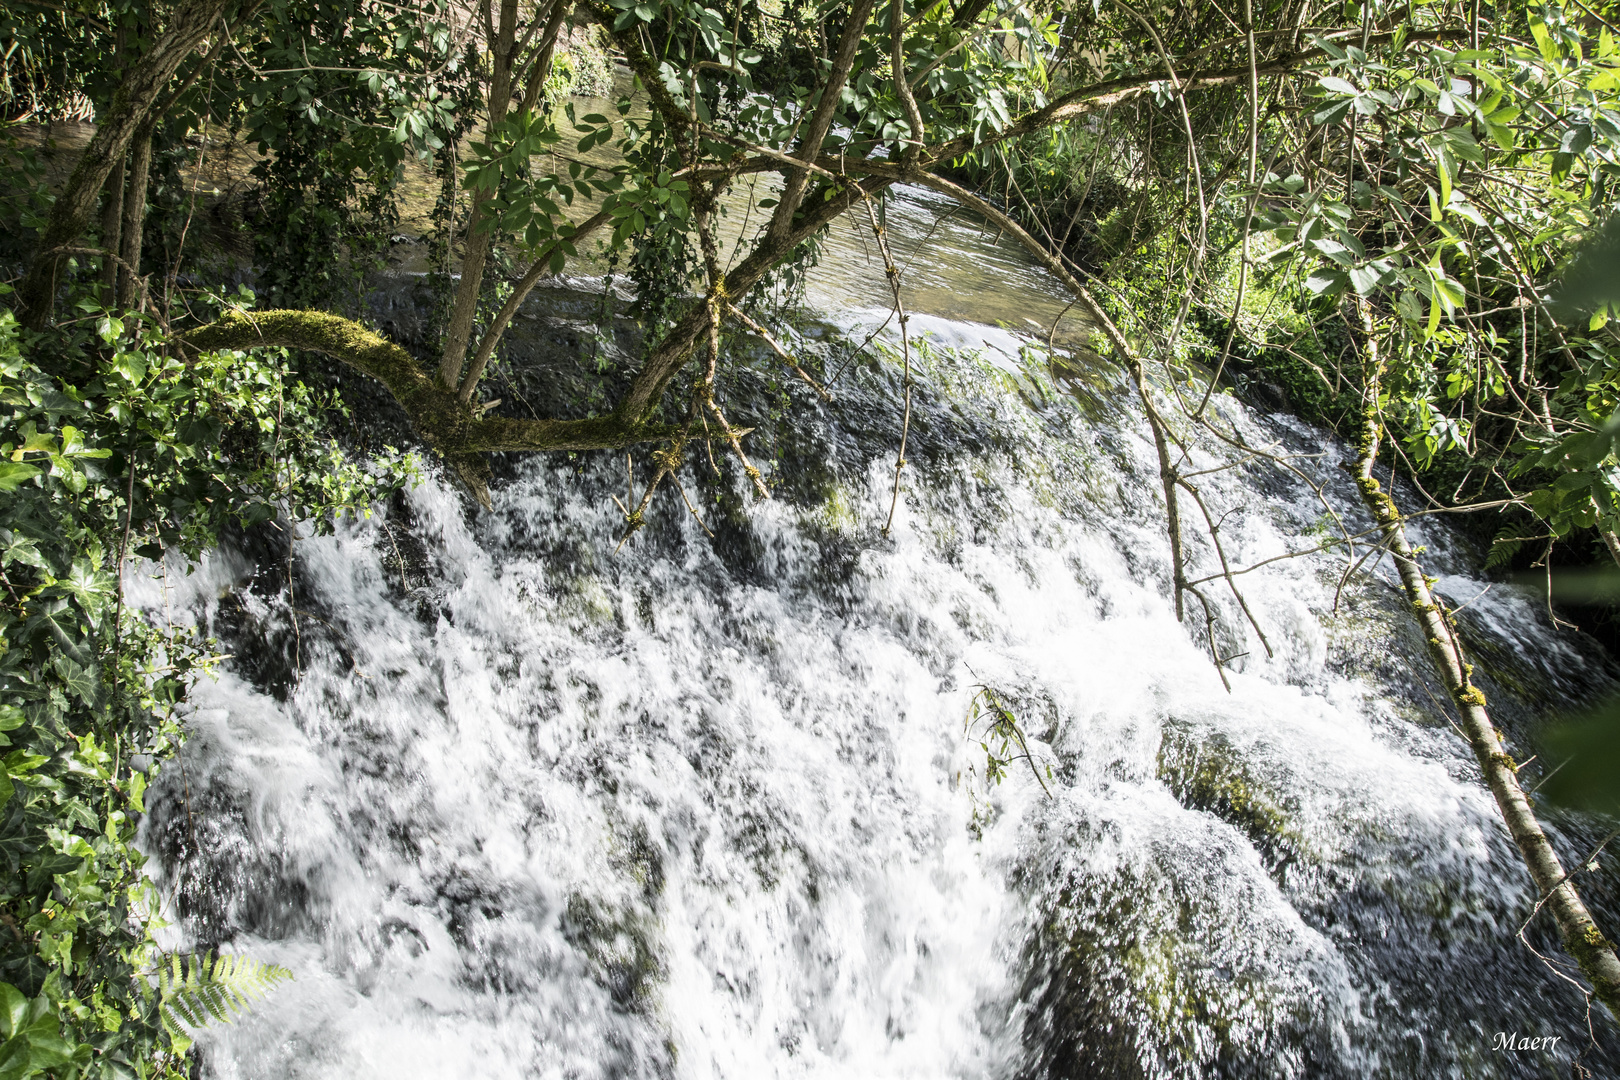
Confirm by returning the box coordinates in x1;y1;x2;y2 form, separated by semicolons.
148;235;1620;1080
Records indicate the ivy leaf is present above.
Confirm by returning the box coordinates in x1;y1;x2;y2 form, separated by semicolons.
52;657;99;707
0;463;39;493
0;534;45;571
0;985;26;1041
59;559;111;618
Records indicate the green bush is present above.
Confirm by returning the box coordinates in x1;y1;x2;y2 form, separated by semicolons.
0;290;413;1077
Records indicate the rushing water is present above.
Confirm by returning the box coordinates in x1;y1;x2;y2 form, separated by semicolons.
133;187;1620;1079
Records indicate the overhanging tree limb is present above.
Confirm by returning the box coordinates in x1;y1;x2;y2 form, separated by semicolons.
920;28;1468;166
614;175;895;420
182;310;677;456
849;164;1194;618
179;175;890;505
1350;301;1620;1025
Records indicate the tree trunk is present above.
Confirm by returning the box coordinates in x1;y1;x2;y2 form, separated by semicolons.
438;0;520;389
616;178;890;420
767;0;877;244
117;122;155;310
1352;302;1620;1025
15;0;227;327
98;157;126;298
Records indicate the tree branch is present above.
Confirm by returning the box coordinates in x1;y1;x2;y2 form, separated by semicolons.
183;310;677;458
17;0;232;327
458;208;616;404
921;28;1468;166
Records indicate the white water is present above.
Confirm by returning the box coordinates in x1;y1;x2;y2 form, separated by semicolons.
134;196;1620;1079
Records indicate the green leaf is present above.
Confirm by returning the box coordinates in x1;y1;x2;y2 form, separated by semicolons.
1396;290;1425;323
51;657;99;707
111;352;147;384
156;951;293;1035
21;1020;71;1071
1484;117;1518;151
0;987;26;1042
0;1038;27;1080
1435;146;1452;210
1349;264;1383;295
1305;268;1349;295
1433;276;1466;310
0;463;39;493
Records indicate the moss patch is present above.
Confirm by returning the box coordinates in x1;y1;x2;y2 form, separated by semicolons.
1156;720;1308;878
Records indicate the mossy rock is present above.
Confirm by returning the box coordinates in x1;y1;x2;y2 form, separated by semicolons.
808;483;859;535
1017;839;1335;1080
560;575;618;626
1156;719;1309;880
560;889;665;1016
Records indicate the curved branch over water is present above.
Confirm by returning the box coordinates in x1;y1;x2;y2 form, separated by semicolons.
182;309;678;503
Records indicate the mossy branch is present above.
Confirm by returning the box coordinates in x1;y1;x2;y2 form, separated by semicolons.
1351;300;1620;1025
181;309;680;501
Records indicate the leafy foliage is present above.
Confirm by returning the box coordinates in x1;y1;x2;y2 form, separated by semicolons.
0;982;81;1080
152;951;292;1051
964;683;1050;794
0;290;413;1076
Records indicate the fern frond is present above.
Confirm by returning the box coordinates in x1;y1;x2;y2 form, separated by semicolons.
1485;527;1531;570
152;950;293;1034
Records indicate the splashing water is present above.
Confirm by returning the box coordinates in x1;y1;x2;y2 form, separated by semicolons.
135;191;1620;1080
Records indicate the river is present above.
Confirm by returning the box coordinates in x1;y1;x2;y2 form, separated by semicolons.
131;183;1620;1079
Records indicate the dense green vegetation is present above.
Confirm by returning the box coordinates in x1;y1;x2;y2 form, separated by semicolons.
7;0;1620;1070
964;4;1620;559
0;293;409;1073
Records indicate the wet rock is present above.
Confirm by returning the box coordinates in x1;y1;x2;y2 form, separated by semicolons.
1156;719;1309;880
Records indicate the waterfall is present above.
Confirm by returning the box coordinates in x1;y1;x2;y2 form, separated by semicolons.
133;190;1620;1079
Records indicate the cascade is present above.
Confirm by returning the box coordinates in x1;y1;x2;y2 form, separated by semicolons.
133;187;1620;1079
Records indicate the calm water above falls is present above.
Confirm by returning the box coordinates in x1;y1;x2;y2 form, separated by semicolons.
134;188;1620;1079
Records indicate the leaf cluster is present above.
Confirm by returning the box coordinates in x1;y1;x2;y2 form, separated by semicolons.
0;286;412;1076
